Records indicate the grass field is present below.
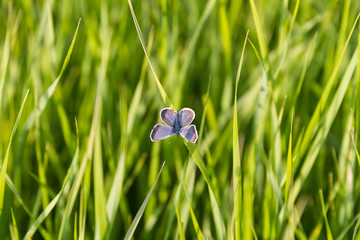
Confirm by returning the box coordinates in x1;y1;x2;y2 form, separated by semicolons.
1;0;360;239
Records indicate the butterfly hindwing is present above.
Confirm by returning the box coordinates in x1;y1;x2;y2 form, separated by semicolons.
179;124;198;143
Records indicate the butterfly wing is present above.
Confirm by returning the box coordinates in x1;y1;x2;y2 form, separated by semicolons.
160;107;177;127
179;125;198;143
150;124;175;141
179;108;195;127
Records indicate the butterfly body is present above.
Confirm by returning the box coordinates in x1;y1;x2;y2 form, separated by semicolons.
150;107;198;143
173;110;181;136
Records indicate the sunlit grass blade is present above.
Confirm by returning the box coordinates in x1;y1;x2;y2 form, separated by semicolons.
182;141;226;238
124;161;165;240
0;89;29;217
297;13;360;164
10;208;19;240
93;17;111;239
174;201;185;240
181;176;204;240
106;80;127;235
58;92;102;239
351;128;360;166
127;0;174;109
16;18;81;160
292;48;358;200
249;0;268;60
175;0;216;106
319;189;333;240
285;108;294;204
353;215;360;240
0;26;10;120
333;213;360;240
233;30;249;240
291;33;318;108
25;164;72;238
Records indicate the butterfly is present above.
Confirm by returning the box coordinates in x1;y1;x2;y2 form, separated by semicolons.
150;107;198;143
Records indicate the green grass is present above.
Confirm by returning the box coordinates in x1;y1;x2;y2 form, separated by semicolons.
1;0;360;239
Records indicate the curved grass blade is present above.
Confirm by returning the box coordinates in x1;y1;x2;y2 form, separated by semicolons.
249;0;268;60
0;89;29;217
319;189;333;240
181;176;204;240
16;18;81;161
353;214;360;240
332;213;360;240
0;27;10;121
25;164;72;238
183;141;226;238
58;20;106;239
285;108;294;204
233;30;249;240
127;0;174;109
10;208;19;240
175;0;216;106
174;201;186;240
292;48;358;200
296;13;360;165
124;161;165;240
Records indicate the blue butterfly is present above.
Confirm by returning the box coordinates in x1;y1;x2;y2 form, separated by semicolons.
150;107;198;143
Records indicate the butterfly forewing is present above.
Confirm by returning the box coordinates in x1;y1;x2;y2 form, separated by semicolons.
179;108;195;127
150;124;176;141
160;108;177;127
179;125;198;143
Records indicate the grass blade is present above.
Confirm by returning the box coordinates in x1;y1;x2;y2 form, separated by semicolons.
0;89;29;217
124;161;166;240
319;189;333;240
25;165;72;238
233;30;249;240
174;201;186;240
127;0;174;109
181;176;204;240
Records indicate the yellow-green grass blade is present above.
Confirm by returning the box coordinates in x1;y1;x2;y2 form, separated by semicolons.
174;201;186;240
249;0;268;61
25;164;72;238
296;14;360;165
199;77;211;144
58;88;102;239
233;30;249;240
183;141;226;238
218;0;233;111
93;21;111;239
73;212;77;240
16;18;81;161
353;215;360;240
292;48;358;200
106;83;127;233
0;26;10;121
10;208;19;240
127;26;154;135
333;213;360;240
319;189;333;240
175;0;216;106
79;155;92;240
351;128;360;167
285;108;294;205
127;0;174;109
124;161;166;240
291;33;318;108
181;177;204;240
0;89;29;217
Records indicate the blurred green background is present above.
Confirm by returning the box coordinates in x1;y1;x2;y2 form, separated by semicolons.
1;0;360;239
